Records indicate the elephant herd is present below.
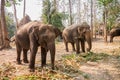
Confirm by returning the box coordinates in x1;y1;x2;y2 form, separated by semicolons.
14;21;120;72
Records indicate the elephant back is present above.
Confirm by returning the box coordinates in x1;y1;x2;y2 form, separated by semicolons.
66;24;81;30
62;24;80;42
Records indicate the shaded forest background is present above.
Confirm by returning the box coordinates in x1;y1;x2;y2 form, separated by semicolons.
0;0;120;49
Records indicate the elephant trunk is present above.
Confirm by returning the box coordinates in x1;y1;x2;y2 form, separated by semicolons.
85;31;92;52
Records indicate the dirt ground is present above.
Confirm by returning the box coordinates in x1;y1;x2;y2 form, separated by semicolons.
0;36;120;80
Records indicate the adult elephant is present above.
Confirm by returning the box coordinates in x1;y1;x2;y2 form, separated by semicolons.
109;27;120;42
62;23;92;54
15;21;61;72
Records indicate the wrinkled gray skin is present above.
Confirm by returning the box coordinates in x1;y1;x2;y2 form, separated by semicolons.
62;24;92;54
110;27;120;42
15;21;61;72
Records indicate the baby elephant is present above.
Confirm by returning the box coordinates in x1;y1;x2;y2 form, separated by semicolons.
15;21;61;72
109;27;120;42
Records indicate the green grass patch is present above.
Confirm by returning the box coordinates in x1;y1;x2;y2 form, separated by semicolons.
14;75;40;80
80;52;109;62
62;52;109;62
62;53;76;60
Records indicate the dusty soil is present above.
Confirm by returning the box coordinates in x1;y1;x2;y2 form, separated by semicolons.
0;36;120;80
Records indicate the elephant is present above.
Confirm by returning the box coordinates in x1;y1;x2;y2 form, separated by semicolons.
62;23;92;54
109;27;120;42
15;21;62;72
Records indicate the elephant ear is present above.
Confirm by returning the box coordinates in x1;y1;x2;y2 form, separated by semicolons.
28;26;39;40
53;27;62;38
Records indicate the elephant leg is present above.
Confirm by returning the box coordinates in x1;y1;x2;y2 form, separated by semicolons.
65;42;69;52
16;43;22;64
110;36;114;42
48;43;55;70
41;47;47;68
63;37;69;52
23;49;29;63
63;39;68;52
80;39;85;52
29;45;38;72
76;39;80;54
71;42;75;51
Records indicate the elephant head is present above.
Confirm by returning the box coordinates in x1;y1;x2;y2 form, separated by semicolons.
77;23;92;52
109;28;120;43
77;22;90;39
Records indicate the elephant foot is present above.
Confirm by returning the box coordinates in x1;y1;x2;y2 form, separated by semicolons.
51;66;55;70
17;60;22;64
82;50;85;53
76;51;80;54
41;63;47;69
66;49;69;52
87;48;90;52
29;68;35;72
110;40;113;43
23;59;29;63
72;49;76;51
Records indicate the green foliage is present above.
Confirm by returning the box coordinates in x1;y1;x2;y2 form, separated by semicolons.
62;53;76;60
50;13;63;28
98;0;114;6
42;0;68;29
81;52;109;62
5;1;12;7
2;77;9;80
62;52;109;62
5;0;23;7
107;0;120;29
14;75;40;80
97;0;120;29
5;12;15;38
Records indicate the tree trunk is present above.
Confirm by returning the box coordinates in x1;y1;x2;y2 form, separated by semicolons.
12;0;18;29
0;20;3;45
68;0;72;25
103;7;107;42
23;0;26;17
91;0;93;39
78;0;81;23
54;0;57;11
93;0;96;38
0;0;11;50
